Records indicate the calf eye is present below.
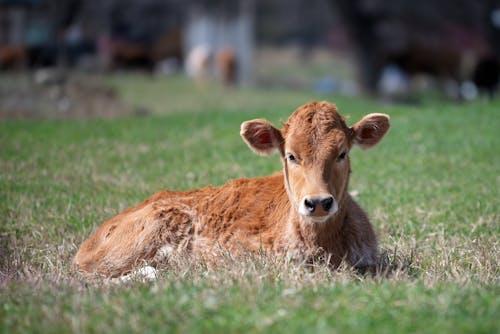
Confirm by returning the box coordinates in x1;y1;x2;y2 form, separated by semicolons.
337;151;347;161
287;153;297;163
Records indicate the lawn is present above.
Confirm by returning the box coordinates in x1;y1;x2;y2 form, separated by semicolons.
1;73;499;333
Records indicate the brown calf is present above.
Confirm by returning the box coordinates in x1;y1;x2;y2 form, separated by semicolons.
74;101;390;277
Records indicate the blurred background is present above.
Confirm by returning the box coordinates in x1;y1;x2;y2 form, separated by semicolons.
1;0;499;118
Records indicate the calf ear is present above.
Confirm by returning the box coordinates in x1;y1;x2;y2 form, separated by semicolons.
352;113;390;149
240;119;283;155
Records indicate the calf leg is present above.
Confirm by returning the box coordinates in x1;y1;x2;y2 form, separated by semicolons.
73;201;195;277
343;197;379;270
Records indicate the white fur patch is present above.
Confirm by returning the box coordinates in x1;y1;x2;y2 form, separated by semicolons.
119;266;158;283
156;245;175;261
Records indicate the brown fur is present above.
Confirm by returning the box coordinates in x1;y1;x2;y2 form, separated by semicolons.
0;45;26;69
74;101;390;277
217;48;237;86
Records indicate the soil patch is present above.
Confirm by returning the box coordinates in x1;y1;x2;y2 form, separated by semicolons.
0;71;148;119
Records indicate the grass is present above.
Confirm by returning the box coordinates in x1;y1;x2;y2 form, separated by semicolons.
1;73;499;333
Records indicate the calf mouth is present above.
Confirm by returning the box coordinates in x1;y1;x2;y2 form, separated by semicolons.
304;215;332;223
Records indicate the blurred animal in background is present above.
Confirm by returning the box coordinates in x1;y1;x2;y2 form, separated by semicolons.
185;45;213;85
473;56;500;98
216;48;238;86
109;39;151;68
0;45;26;69
107;29;183;71
185;45;239;87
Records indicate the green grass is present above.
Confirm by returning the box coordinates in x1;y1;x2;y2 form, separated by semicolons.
1;73;499;333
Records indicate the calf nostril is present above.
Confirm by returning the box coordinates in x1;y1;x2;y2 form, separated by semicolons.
321;197;334;211
304;198;316;212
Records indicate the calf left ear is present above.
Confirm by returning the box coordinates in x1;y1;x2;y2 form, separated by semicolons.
352;113;390;149
240;119;283;155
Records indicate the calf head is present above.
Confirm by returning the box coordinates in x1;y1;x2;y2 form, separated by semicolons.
241;101;390;222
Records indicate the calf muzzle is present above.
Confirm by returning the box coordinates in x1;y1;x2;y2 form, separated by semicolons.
300;195;337;219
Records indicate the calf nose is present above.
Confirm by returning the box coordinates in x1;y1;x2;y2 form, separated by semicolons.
303;198;317;212
303;195;335;213
320;196;334;211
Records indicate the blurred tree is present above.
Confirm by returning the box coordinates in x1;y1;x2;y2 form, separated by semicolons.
256;0;335;46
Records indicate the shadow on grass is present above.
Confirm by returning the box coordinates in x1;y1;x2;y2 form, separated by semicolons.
373;246;419;280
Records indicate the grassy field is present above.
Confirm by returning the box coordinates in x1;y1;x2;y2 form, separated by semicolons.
1;74;499;333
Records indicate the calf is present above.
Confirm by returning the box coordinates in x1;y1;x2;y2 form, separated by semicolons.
74;101;390;277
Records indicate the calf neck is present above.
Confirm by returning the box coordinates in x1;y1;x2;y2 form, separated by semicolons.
74;101;390;277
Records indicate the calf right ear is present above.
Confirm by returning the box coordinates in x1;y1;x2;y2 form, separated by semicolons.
240;119;283;155
352;113;390;150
